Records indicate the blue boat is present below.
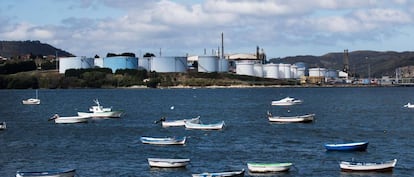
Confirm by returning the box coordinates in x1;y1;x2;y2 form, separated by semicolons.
16;168;76;177
324;141;368;151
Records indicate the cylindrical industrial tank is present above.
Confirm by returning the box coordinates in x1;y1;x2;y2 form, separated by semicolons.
236;61;254;76
309;68;326;77
138;57;152;71
278;63;291;79
198;56;218;72
218;58;229;72
290;65;298;79
297;67;306;78
59;56;94;74
151;56;187;72
264;63;279;79
294;62;306;69
103;56;138;73
94;58;103;68
325;69;338;78
254;64;263;77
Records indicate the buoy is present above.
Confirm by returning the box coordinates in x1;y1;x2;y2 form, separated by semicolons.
170;106;174;110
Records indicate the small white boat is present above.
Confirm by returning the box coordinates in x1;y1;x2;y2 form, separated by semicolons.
147;158;190;168
22;90;40;105
185;120;225;130
140;136;186;145
192;169;245;177
404;102;414;108
0;122;6;130
340;159;397;172
156;116;201;127
267;111;314;123
49;114;90;124
77;99;123;118
247;162;292;173
16;168;76;177
271;97;302;106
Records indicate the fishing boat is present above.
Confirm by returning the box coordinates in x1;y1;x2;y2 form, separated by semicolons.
155;116;201;127
404;102;414;108
140;136;186;145
16;168;76;177
192;169;245;177
267;111;314;123
147;158;190;168
49;114;90;124
0;122;6;130
340;159;397;172
77;99;123;118
247;162;292;173
271;97;302;106
185;120;225;130
22;90;40;105
324;141;368;151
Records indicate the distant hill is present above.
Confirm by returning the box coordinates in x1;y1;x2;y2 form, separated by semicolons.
0;40;74;58
269;50;414;77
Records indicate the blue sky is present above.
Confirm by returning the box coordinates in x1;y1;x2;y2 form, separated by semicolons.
1;0;414;58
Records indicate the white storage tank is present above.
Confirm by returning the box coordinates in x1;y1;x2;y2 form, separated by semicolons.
297;67;306;78
309;68;326;77
254;64;264;77
94;58;103;68
151;56;187;72
59;56;94;74
236;61;255;76
264;63;279;79
138;57;152;71
291;65;298;79
103;56;138;73
198;56;218;72
278;63;292;79
218;58;229;72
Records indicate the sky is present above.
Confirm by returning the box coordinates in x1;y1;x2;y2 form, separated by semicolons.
1;0;414;58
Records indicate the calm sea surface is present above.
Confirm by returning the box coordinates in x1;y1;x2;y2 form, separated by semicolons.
1;87;414;177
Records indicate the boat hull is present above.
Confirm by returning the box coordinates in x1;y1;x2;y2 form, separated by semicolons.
247;163;292;173
16;168;76;177
268;114;314;123
192;169;245;177
185;121;225;130
54;116;90;124
340;159;397;172
22;98;41;105
324;142;368;151
77;111;123;118
148;158;190;168
140;136;186;145
162;116;200;127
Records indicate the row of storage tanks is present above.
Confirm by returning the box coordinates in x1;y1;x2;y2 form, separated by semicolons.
58;56;337;79
235;61;336;79
58;56;228;74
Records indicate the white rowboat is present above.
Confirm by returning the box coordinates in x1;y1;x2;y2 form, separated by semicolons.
247;163;292;173
192;169;245;177
140;136;186;145
16;168;76;177
267;112;314;123
185;120;225;130
340;159;397;172
157;116;201;127
147;158;190;168
49;114;90;124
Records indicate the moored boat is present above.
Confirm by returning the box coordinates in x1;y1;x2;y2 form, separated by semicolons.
77;99;123;118
147;158;190;168
185;120;225;130
192;169;245;177
271;97;302;106
16;168;76;177
324;141;368;151
140;136;186;145
267;112;314;123
0;121;6;130
155;116;201;127
340;159;397;172
22;90;40;105
49;114;90;124
247;162;292;173
404;102;414;108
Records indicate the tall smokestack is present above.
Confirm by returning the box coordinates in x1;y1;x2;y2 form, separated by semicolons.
256;46;259;60
343;49;349;73
221;32;224;59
